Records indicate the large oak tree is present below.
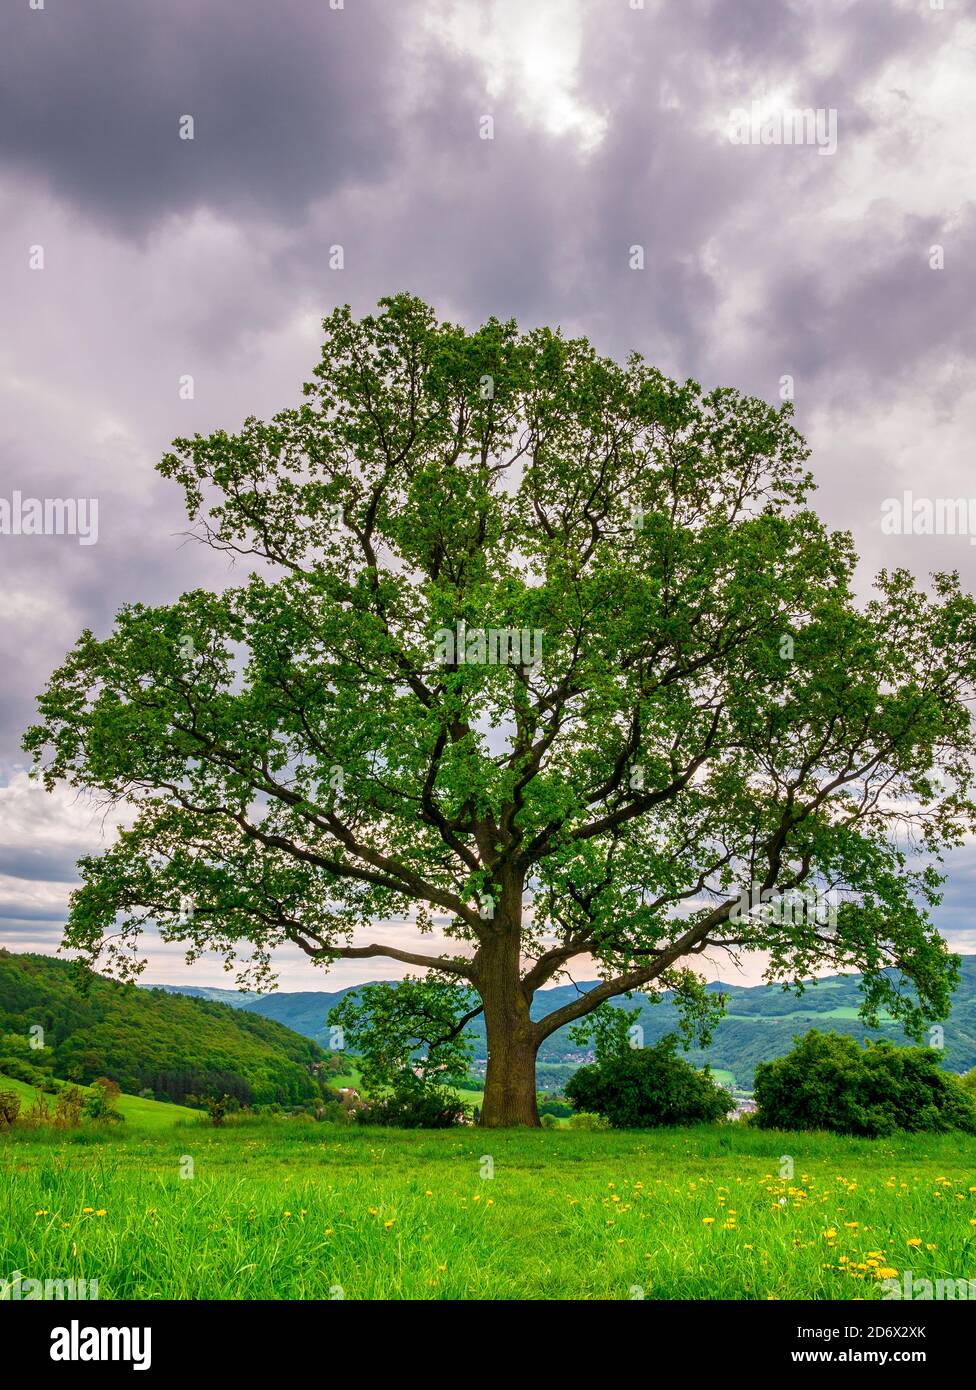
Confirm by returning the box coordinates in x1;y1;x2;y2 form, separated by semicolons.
26;295;976;1126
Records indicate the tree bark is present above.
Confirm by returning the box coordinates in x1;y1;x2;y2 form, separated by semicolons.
480;1016;540;1127
476;900;541;1128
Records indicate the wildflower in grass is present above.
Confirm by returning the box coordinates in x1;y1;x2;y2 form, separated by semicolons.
82;1207;94;1214
384;1220;394;1230
425;1190;433;1197
95;1209;106;1217
824;1228;837;1239
35;1209;48;1216
877;1268;899;1279
702;1217;715;1225
324;1228;334;1237
926;1243;936;1251
907;1238;922;1248
369;1207;378;1215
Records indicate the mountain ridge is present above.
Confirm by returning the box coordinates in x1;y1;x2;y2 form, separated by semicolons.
150;956;976;1087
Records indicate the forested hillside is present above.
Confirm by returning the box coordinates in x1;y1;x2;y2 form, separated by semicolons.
0;951;326;1105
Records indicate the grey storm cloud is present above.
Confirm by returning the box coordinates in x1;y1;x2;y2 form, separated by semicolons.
0;0;407;234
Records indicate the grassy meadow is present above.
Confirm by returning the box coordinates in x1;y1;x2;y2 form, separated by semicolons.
3;1087;976;1300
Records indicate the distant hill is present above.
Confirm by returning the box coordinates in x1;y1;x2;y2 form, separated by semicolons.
0;951;326;1107
155;956;976;1089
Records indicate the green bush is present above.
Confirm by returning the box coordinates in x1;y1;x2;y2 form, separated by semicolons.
754;1031;976;1137
0;1089;20;1127
567;1111;611;1130
565;1036;735;1129
358;1090;466;1128
53;1085;84;1128
82;1079;125;1123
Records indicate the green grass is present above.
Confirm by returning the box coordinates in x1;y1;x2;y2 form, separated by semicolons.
3;1118;976;1299
709;1068;736;1087
0;1074;199;1130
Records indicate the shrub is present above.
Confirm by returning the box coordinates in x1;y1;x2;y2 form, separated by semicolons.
567;1111;611;1130
206;1095;231;1127
53;1085;84;1128
82;1079;125;1123
316;1100;354;1125
564;1036;735;1129
0;1089;20;1127
540;1113;559;1129
21;1094;52;1127
357;1090;465;1128
753;1031;976;1137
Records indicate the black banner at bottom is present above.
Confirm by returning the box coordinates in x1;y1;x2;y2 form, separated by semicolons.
4;1297;970;1374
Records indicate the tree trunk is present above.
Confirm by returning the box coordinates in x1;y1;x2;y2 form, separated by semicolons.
476;906;540;1128
480;1016;540;1127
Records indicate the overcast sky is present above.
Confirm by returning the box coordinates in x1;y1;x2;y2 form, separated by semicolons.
1;0;974;991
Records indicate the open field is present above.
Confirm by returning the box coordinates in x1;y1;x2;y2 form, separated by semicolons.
3;1119;976;1300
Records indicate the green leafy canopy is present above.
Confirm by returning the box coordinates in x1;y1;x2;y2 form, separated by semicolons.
24;293;976;1048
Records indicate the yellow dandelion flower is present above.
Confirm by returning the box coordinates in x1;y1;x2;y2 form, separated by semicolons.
702;1217;716;1225
384;1220;394;1230
907;1238;922;1248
